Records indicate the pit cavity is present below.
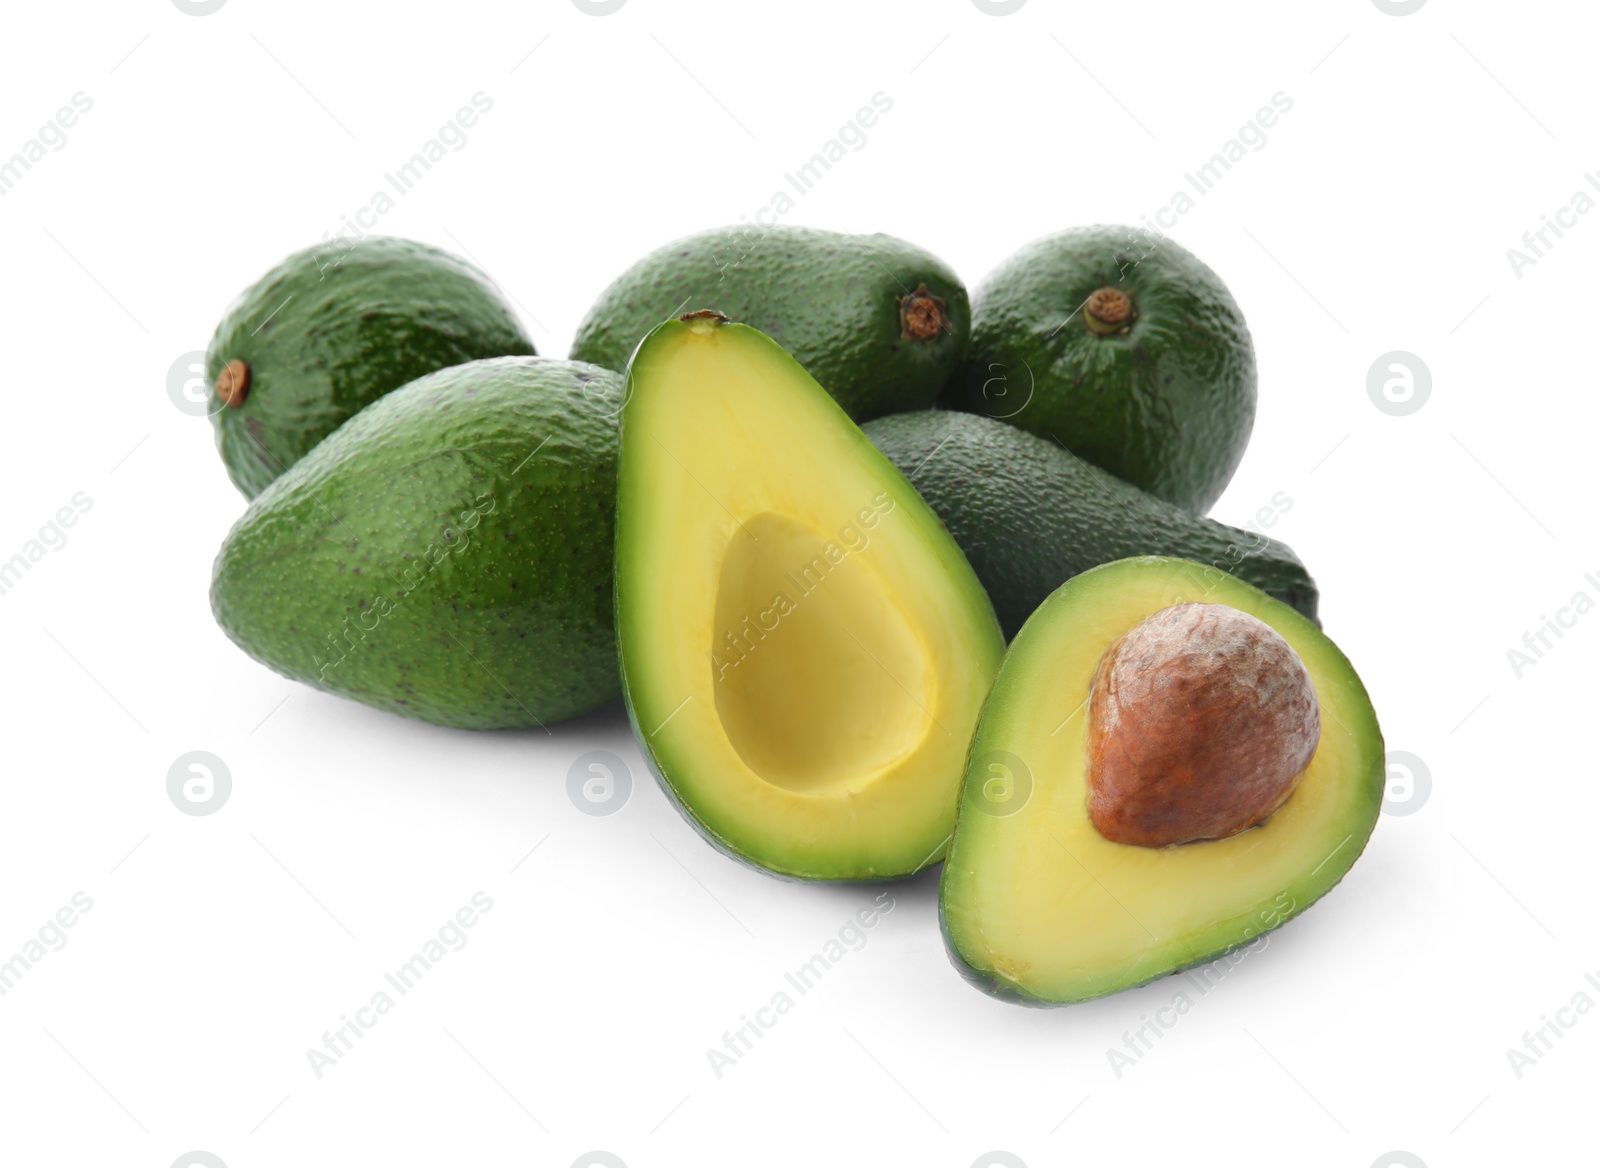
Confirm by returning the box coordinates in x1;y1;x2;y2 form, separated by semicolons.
711;511;931;793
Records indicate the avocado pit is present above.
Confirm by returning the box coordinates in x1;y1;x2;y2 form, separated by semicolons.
1086;602;1320;848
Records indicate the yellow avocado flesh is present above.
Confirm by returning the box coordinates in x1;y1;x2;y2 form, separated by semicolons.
940;557;1384;1003
616;319;1005;880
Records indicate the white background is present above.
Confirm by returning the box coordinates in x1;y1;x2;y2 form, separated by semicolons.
0;1;1590;1165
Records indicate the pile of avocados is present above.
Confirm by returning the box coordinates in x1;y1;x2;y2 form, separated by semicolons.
204;224;1383;1006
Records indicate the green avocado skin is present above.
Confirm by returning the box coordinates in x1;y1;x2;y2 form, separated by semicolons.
210;357;621;730
863;411;1317;639
951;226;1255;514
569;225;969;422
207;236;535;498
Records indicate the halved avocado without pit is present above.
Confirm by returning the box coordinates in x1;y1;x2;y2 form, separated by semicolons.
616;312;1006;881
940;556;1383;1004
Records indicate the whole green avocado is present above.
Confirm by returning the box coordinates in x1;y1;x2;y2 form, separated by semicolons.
952;226;1255;514
570;225;969;421
206;236;535;498
210;357;621;730
863;410;1316;639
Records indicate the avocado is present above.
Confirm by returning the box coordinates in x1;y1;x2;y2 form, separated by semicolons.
206;236;535;498
863;410;1317;638
951;226;1255;513
940;556;1383;1005
210;357;621;730
616;312;1004;880
571;225;968;423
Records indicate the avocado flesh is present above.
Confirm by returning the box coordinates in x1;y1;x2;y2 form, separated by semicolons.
617;318;1005;880
207;236;535;498
863;410;1317;638
940;557;1383;1005
572;225;969;423
952;226;1255;514
211;357;620;730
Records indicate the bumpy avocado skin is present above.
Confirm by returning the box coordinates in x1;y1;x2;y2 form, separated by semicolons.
570;225;969;422
210;358;620;730
863;411;1317;638
206;236;535;498
953;226;1255;514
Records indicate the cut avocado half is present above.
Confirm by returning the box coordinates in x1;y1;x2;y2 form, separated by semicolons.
617;312;1006;881
940;556;1383;1004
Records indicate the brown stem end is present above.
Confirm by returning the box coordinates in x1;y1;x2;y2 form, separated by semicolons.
900;284;949;342
1084;286;1133;336
216;359;251;407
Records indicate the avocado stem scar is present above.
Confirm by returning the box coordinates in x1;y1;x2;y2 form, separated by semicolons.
899;283;949;342
680;308;731;334
1084;286;1133;336
217;358;251;407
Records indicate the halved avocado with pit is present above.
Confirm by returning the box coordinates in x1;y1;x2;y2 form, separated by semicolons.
940;556;1383;1004
616;312;1006;881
